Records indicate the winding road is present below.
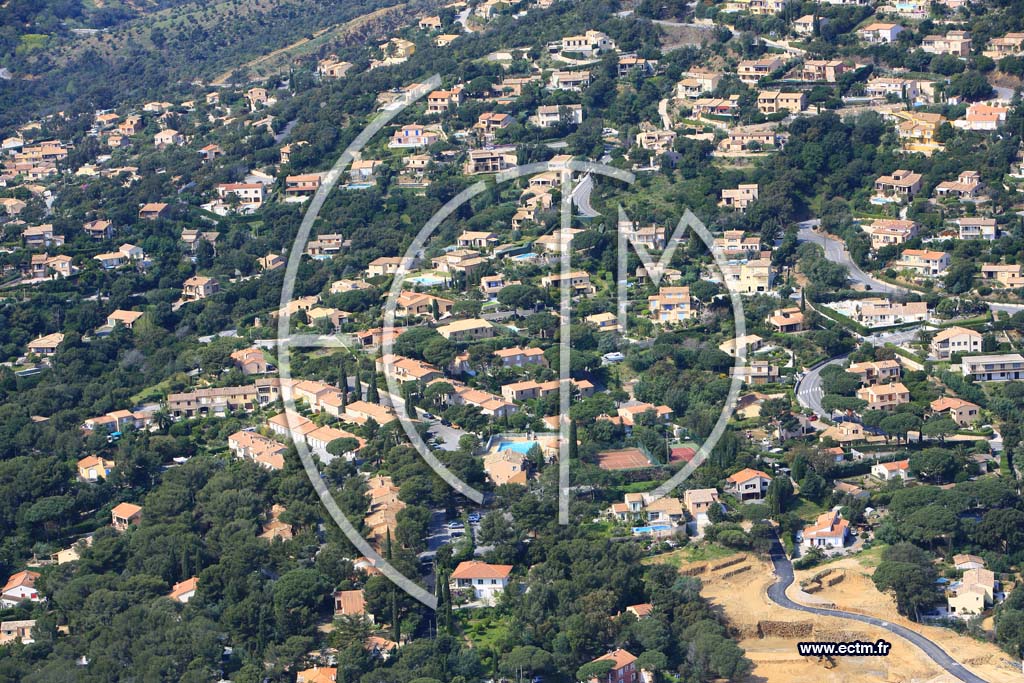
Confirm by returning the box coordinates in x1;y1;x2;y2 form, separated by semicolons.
571;173;599;217
796;222;909;296
767;539;988;683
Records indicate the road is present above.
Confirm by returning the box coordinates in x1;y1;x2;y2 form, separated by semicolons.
795;354;848;418
571;173;599;217
796;223;909;296
767;539;987;683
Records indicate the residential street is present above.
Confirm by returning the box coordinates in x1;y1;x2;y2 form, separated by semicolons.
767;538;987;683
796;223;909;296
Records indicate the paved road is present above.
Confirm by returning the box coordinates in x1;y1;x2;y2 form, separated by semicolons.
767;539;987;683
796;224;909;296
658;98;672;129
795;354;848;418
571;173;599;217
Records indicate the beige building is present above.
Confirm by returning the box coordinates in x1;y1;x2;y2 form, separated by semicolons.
856;382;910;411
930;326;982;360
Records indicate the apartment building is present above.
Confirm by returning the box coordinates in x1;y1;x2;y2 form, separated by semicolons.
961;354;1024;382
756;90;806;114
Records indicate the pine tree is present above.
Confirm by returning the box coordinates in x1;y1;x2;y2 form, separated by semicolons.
386;528;400;642
339;364;348;399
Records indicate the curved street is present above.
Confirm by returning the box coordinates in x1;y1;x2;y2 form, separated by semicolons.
571;173;599;217
795;354;848;418
767;540;988;683
796;223;909;297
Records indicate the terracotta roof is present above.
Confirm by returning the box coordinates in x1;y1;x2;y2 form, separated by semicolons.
593;648;638;671
2;571;40;594
334;589;367;616
169;577;198;601
727;467;771;484
451;560;512;580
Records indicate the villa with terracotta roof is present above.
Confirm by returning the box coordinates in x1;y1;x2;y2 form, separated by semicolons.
930;326;982;360
872;459;912;481
450;561;513;604
583;648;639;683
168;577;198;603
333;589;372;621
1;571;42;608
111;502;143;531
930;396;980;427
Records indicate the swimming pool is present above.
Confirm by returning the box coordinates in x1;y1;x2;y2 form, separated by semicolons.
407;275;446;287
632;525;671;535
512;252;538;261
496;440;539;454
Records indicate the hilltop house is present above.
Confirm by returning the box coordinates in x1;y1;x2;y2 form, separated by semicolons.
726;468;772;502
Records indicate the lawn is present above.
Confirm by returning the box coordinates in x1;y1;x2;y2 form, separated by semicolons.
790;495;826;521
457;610;513;652
130;373;188;404
643;542;737;567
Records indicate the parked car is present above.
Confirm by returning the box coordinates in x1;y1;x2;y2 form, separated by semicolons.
447;521;465;530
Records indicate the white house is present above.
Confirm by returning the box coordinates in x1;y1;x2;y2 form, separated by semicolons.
1;571;42;608
800;510;850;551
871;459;911;481
450;561;512;605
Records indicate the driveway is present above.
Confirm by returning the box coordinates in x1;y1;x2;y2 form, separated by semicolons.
767;538;987;683
796;225;909;296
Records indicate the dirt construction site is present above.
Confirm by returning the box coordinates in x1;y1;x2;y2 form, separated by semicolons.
661;550;1022;683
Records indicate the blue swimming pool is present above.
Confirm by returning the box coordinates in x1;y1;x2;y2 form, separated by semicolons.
512;252;538;261
632;525;671;535
407;275;446;286
496;440;539;454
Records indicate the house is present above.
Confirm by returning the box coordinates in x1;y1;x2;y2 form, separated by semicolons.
683;488;722;518
494;345;547;368
800;59;845;82
0;620;36;645
436;318;494;342
153;129;184;147
228;430;287;470
583;649;638;683
418;15;442;29
77;455;115;481
922;31;972;56
955;103;1009;132
318;58;353;79
980;263;1024;288
717;130;787;153
465;147;518;174
587;312;621;333
692;96;741;118
866;76;920;101
297;667;338;683
549;70;592;91
450;561;512;604
457;231;499;249
82;219;114;240
0;571;42;608
169;577;198;603
677;70;722;100
726;468;772;502
334;589;372;621
756;90;806;114
856;382;910;411
871;459;911;481
937;169;983;198
648;286;694;324
930;327;982;360
427;87;465;114
737;56;784;84
535;104;584;127
541;271;594;296
111;502;142;531
948;568;997;617
800;510;850;551
719;334;763;357
863;219;918;250
138;202;169;220
260;253;286;271
720;184;759;211
846;359;900;385
483;449;529;486
930;397;980;427
848;299;929;327
182;276;219;301
768;307;804;332
874;170;922;200
27;333;64;357
216;183;266;210
894;111;946;155
22;223;63;248
635;127;676;153
230;348;271;375
858;22;904;44
834;481;869;500
896;249;950;277
956;217;997;240
983;32;1024;60
285;173;324;196
107;309;144;330
561;30;615;56
961;353;1024;382
953;554;986;571
389;124;439;149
